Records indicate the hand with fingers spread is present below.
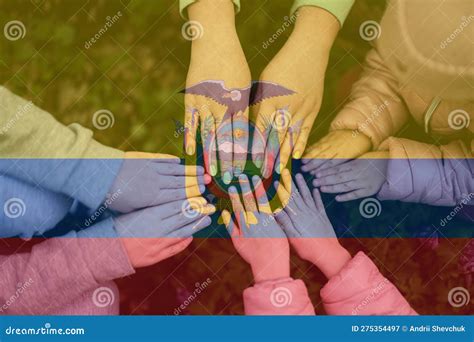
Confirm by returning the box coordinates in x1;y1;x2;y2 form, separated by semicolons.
251;7;340;178
301;130;372;174
221;174;290;283
274;169;351;279
114;197;216;268
183;0;251;185
107;152;211;213
312;151;388;202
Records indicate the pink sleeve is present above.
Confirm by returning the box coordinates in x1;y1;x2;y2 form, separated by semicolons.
320;252;417;316
243;277;315;315
0;224;134;315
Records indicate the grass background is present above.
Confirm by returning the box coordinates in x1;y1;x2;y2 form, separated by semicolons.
0;0;471;315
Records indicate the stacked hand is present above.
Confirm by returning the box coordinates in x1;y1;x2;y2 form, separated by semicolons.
184;0;251;184
108;152;216;268
222;175;290;282
183;3;340;184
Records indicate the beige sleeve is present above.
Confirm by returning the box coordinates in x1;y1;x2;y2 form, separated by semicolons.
330;49;410;149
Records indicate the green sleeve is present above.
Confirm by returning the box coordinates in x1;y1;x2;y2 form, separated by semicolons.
291;0;355;26
0;86;123;159
179;0;240;19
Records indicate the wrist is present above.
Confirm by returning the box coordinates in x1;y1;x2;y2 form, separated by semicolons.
188;0;236;31
292;6;340;51
309;243;351;279
251;261;290;283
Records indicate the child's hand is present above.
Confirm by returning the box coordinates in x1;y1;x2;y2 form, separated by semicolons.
222;175;290;283
313;151;388;202
115;197;215;268
184;0;251;184
301;130;372;174
107;152;211;213
251;7;340;177
274;170;351;279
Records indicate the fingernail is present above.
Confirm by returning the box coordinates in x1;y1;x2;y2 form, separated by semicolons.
252;175;261;183
199;185;205;193
282;168;290;176
229;186;237;193
293;150;302;159
210;164;218;176
196;166;204;174
223;171;233;184
204;174;212;184
186;146;194;155
313;180;320;187
254;158;263;169
296;173;303;180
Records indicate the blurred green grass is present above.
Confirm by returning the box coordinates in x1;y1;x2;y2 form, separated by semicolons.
0;0;385;156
